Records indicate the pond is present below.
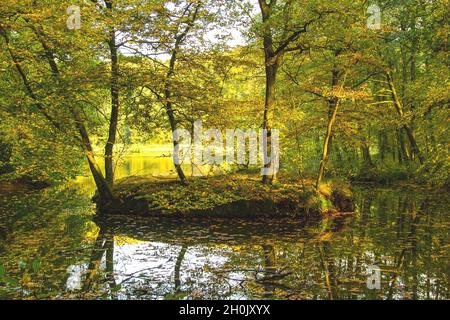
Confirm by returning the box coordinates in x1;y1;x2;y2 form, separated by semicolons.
0;155;448;300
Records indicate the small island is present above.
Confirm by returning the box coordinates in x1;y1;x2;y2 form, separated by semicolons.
95;173;355;218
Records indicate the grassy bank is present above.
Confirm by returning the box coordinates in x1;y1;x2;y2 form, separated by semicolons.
104;173;355;218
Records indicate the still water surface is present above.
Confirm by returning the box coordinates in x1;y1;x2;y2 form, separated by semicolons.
0;155;448;299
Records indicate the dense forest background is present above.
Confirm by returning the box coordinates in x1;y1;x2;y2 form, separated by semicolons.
0;0;448;193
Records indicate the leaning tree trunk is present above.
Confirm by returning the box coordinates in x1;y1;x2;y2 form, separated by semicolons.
165;44;187;185
324;67;340;159
316;64;341;187
2;26;116;204
166;98;188;185
316;98;339;188
72;108;116;202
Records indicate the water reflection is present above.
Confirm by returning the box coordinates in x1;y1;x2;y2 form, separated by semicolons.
72;153;218;196
72;154;179;195
0;182;448;299
75;215;326;299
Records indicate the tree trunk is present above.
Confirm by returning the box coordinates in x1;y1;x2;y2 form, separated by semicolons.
72;108;116;202
316;63;341;188
105;19;120;187
361;139;373;168
325;67;340;156
258;0;280;185
401;129;411;161
3;26;116;203
316;99;339;188
378;130;387;161
397;129;405;164
167;101;188;185
386;73;424;164
262;62;278;184
157;4;203;185
164;41;188;185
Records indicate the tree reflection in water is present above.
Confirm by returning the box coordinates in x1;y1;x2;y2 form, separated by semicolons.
0;187;448;300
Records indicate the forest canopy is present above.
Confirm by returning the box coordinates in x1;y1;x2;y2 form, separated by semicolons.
0;0;449;197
